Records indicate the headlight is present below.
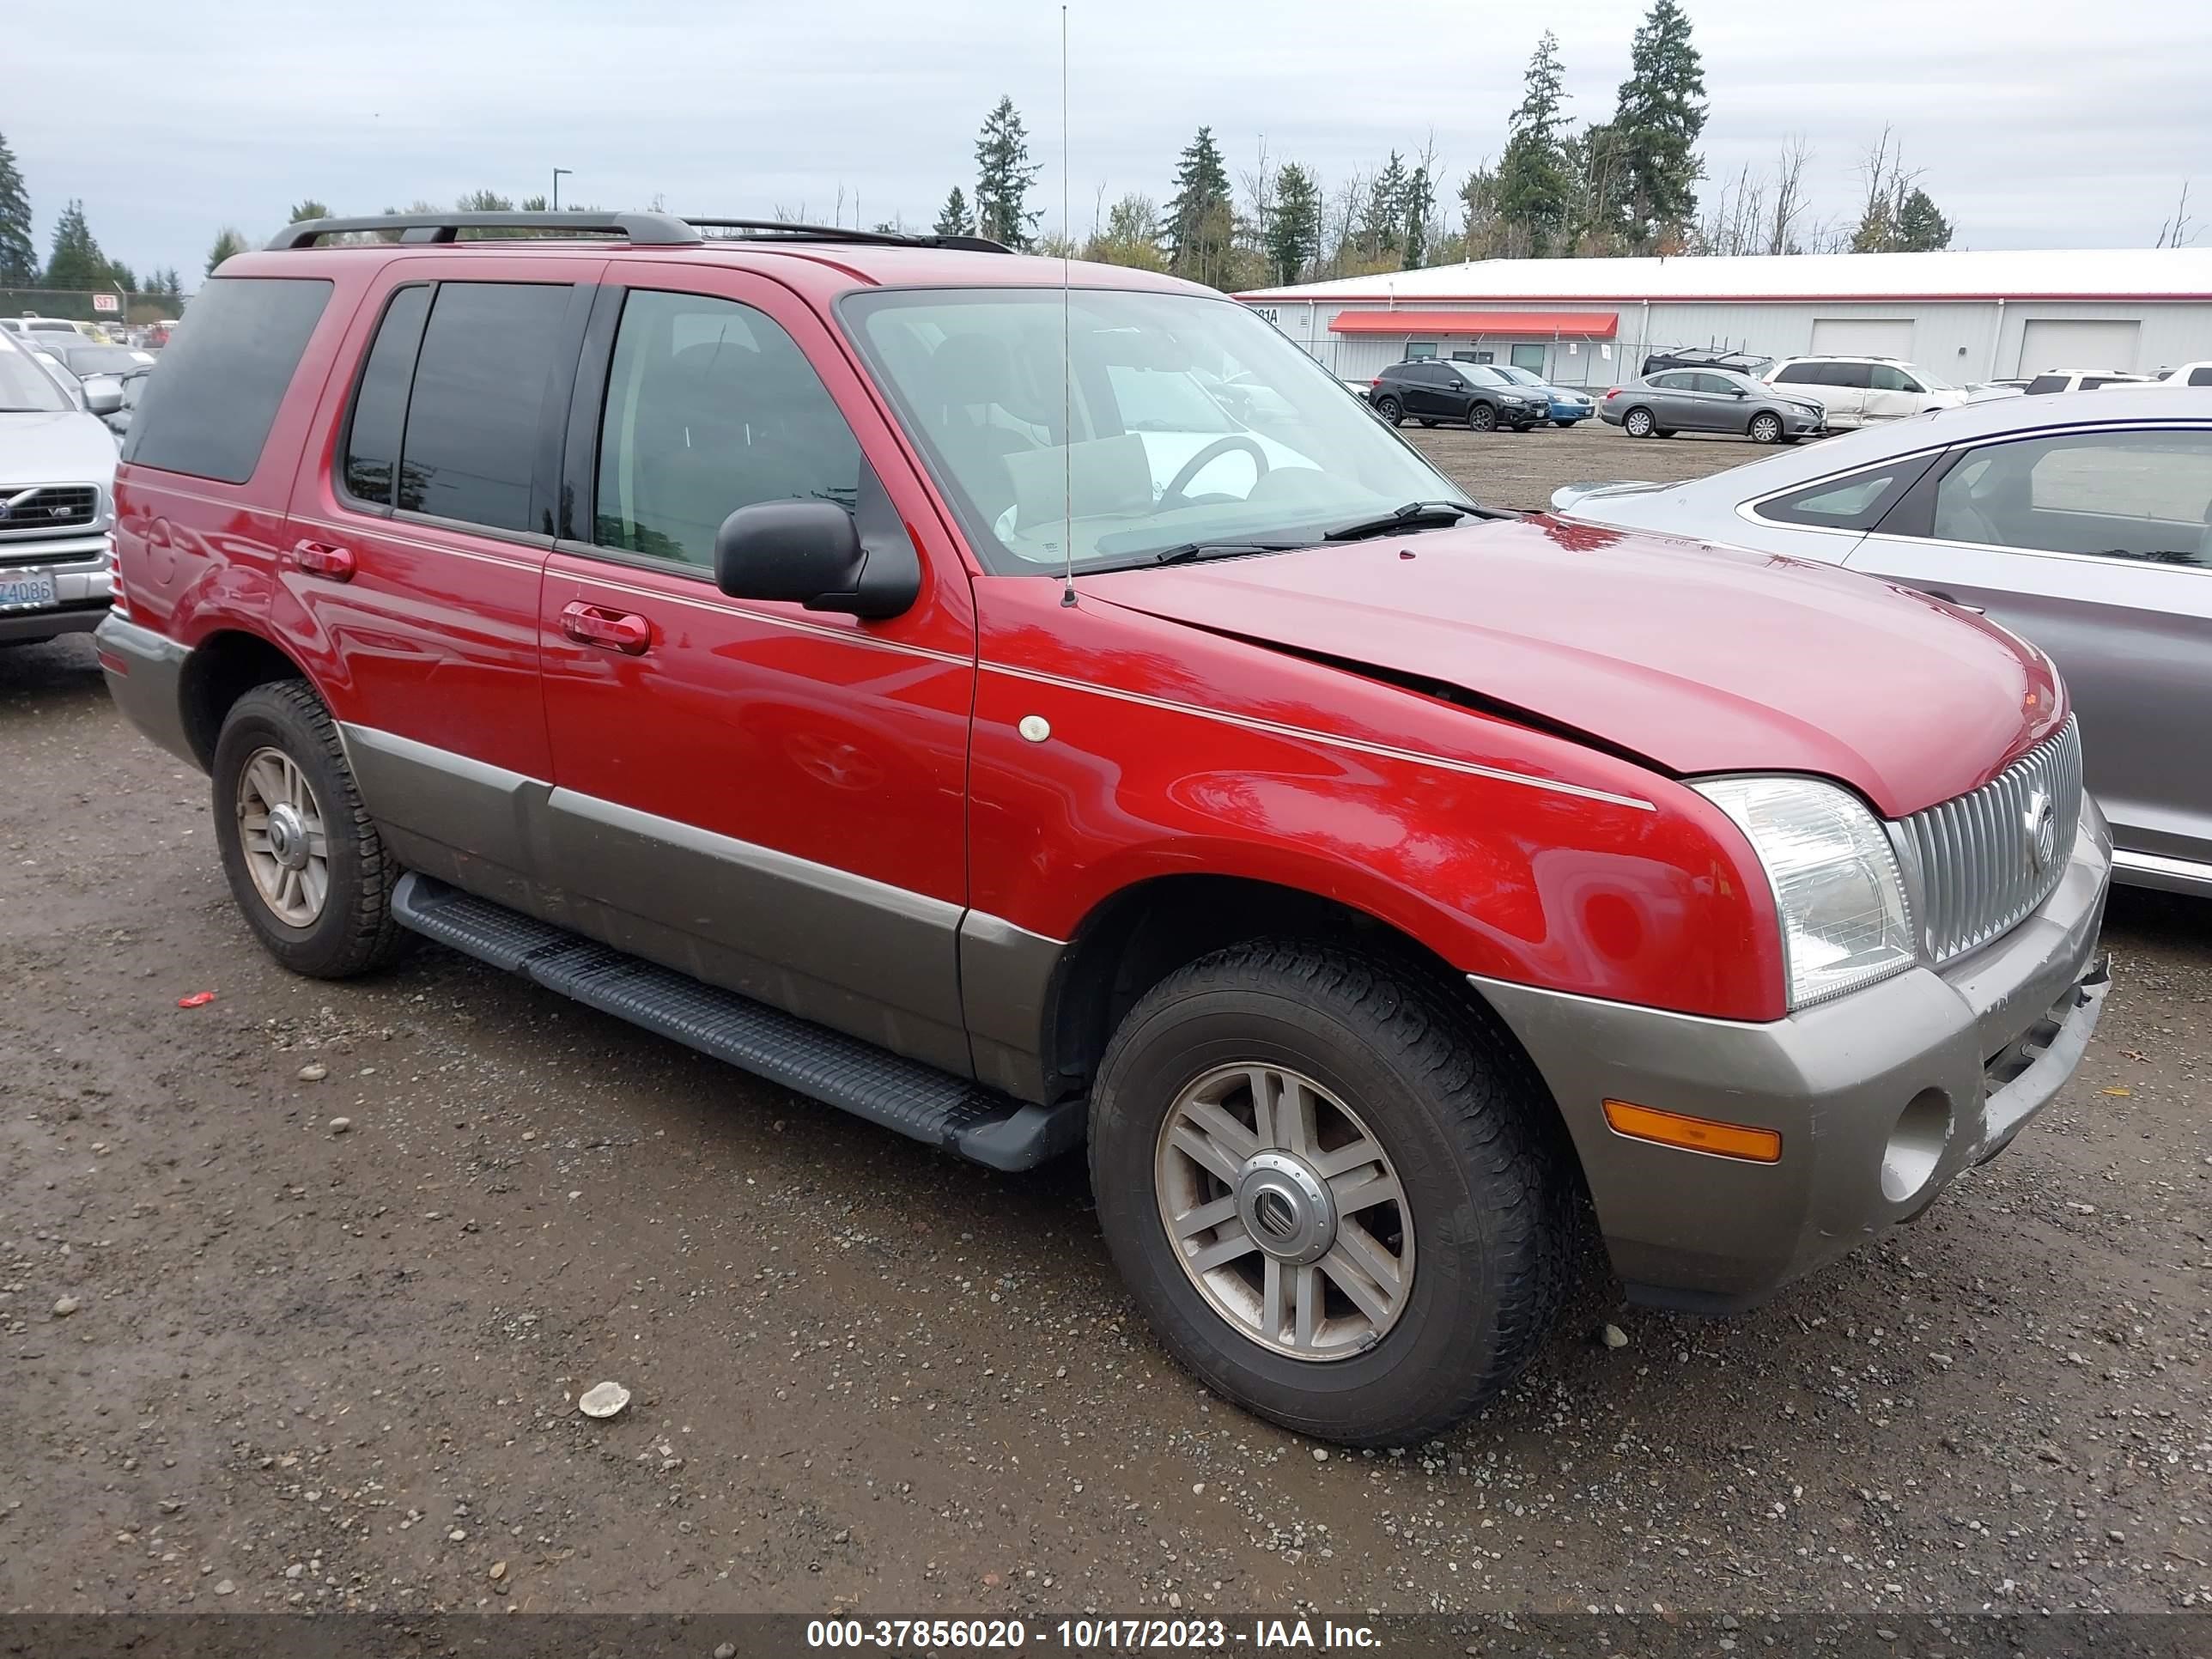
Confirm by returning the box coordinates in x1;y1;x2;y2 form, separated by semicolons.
1694;775;1915;1010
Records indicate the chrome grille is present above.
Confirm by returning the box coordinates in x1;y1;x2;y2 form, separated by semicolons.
1897;718;2081;963
0;483;100;538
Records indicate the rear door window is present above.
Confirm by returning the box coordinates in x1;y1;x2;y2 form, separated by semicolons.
395;282;574;532
1819;362;1874;389
1930;429;2212;564
123;276;333;483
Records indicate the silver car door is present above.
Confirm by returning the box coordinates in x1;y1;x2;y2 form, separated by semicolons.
1845;426;2212;878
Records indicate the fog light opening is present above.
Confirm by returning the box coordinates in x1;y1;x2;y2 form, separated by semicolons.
1881;1089;1953;1204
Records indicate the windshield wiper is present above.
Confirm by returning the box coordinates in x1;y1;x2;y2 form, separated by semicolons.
1319;500;1493;542
1151;538;1310;566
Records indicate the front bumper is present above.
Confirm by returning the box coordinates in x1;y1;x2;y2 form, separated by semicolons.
1548;401;1594;421
1781;406;1826;434
1474;799;2112;1311
0;540;112;642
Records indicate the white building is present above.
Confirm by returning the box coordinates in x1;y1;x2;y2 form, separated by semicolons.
1236;247;2212;389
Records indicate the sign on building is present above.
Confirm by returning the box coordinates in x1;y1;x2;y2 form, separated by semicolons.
91;293;120;313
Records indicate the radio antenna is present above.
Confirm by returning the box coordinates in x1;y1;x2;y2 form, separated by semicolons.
1058;3;1077;607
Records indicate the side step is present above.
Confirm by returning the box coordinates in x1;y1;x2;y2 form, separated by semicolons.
389;873;1082;1172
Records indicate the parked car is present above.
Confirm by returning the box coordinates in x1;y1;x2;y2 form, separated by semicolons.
1600;367;1826;443
36;340;156;381
1490;364;1596;427
2025;369;2157;395
1763;356;1967;427
0;315;98;344
1552;386;2212;896
2153;361;2212;389
1368;359;1544;431
1641;347;1771;379
0;332;119;646
100;210;2112;1446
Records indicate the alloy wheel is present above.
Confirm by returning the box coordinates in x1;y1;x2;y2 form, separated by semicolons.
1154;1063;1414;1361
235;745;331;927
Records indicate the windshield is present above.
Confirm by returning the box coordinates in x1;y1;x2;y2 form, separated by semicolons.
1492;366;1545;386
0;343;72;412
843;286;1473;574
63;344;146;375
1913;367;1954;391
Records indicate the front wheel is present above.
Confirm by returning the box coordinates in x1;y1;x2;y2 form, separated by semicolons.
1747;411;1784;445
212;680;413;979
1553;419;1577;428
1468;402;1498;432
1089;942;1572;1445
1373;395;1404;426
1621;406;1656;438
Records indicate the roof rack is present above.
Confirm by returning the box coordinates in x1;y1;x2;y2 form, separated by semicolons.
268;211;1012;255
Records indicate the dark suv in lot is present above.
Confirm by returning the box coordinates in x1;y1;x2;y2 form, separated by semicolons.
1367;358;1544;431
99;212;2111;1445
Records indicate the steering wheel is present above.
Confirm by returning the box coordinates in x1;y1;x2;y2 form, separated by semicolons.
1158;435;1270;509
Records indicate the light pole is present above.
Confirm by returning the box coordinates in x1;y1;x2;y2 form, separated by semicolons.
551;167;573;211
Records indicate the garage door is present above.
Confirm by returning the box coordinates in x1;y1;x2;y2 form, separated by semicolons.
1811;318;1915;358
2017;319;2142;375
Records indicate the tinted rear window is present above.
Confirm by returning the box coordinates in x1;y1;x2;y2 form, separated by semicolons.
396;282;573;532
123;277;332;483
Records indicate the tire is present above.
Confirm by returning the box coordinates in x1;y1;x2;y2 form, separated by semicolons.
1373;395;1404;426
1621;405;1656;438
1553;420;1576;428
1416;418;1438;428
1468;402;1498;432
211;679;412;979
1089;941;1573;1446
1748;411;1784;446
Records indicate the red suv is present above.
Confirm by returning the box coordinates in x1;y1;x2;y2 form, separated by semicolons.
99;212;2112;1445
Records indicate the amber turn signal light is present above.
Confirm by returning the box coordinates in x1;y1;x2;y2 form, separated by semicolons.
1602;1099;1783;1164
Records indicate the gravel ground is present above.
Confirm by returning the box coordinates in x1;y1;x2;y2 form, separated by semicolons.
1406;414;1800;511
3;512;2208;1626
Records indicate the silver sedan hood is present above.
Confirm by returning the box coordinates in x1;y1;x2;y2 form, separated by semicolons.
0;409;120;489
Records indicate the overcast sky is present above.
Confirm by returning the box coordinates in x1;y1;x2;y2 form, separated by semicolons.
10;0;2209;283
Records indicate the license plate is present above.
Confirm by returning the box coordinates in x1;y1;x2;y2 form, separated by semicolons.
0;573;59;611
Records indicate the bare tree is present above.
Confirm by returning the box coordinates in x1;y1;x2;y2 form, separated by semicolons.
1766;135;1811;254
2154;180;2197;249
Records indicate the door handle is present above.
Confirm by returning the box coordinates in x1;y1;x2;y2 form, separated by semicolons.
559;600;652;655
1923;587;1987;615
288;538;356;582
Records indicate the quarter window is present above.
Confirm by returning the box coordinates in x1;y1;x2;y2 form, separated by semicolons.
1931;429;2212;566
1755;457;1936;530
593;289;862;568
398;283;574;532
123;276;332;483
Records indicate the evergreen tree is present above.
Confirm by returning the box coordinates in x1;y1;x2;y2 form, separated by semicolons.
973;97;1040;250
206;228;247;275
288;198;331;223
1609;0;1708;252
44;199;111;290
933;186;972;239
1163;125;1234;287
107;260;137;293
150;267;184;301
1894;187;1953;251
1497;32;1572;257
1401;164;1436;269
1263;164;1322;285
1357;152;1410;264
0;131;34;286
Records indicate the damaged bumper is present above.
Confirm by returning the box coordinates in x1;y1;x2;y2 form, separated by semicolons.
1472;799;2113;1312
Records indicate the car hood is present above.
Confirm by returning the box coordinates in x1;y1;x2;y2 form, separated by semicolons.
1079;514;2061;818
0;408;120;486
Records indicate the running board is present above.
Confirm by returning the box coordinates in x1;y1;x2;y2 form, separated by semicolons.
389;873;1082;1171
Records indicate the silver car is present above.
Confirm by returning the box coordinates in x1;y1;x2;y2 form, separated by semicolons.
1599;366;1826;445
1553;386;2212;896
0;334;118;647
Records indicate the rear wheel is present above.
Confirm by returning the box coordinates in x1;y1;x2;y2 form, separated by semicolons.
1089;942;1573;1445
1621;406;1656;438
1468;402;1498;432
212;680;412;979
1748;411;1784;445
1417;418;1438;428
1374;395;1404;425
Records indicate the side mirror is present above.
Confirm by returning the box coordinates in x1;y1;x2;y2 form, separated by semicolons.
713;498;920;621
1729;387;1749;398
82;376;125;416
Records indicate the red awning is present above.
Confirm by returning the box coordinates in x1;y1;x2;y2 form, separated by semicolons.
1328;309;1619;338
